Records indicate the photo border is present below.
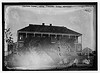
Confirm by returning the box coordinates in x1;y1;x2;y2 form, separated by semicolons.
2;2;98;71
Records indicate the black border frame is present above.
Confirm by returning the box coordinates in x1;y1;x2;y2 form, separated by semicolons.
2;2;98;71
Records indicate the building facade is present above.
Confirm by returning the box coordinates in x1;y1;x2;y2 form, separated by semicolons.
17;23;82;53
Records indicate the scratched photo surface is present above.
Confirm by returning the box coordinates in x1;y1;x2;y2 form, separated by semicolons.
3;3;97;71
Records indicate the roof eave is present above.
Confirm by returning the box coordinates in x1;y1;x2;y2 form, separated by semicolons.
18;31;82;36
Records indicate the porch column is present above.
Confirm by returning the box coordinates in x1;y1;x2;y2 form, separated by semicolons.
34;33;35;37
61;34;63;37
74;35;77;52
81;36;82;49
17;32;19;48
69;35;70;38
48;34;50;37
41;34;43;37
26;33;27;38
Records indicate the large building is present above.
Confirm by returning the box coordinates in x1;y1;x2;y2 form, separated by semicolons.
17;23;82;53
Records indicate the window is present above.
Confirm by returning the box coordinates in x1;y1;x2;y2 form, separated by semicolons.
19;35;23;40
18;33;26;41
42;34;48;37
50;35;57;43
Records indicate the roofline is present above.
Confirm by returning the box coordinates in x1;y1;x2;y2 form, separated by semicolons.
18;31;82;36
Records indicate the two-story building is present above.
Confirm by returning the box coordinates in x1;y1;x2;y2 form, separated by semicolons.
17;23;82;53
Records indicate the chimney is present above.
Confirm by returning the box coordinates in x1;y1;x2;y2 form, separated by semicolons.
42;23;45;26
50;24;52;26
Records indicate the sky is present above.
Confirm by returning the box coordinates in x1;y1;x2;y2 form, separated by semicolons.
5;5;95;51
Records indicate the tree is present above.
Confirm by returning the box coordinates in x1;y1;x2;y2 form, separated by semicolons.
82;47;92;57
4;28;13;55
5;28;13;44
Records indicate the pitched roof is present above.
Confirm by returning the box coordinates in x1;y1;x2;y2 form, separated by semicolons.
18;24;82;36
